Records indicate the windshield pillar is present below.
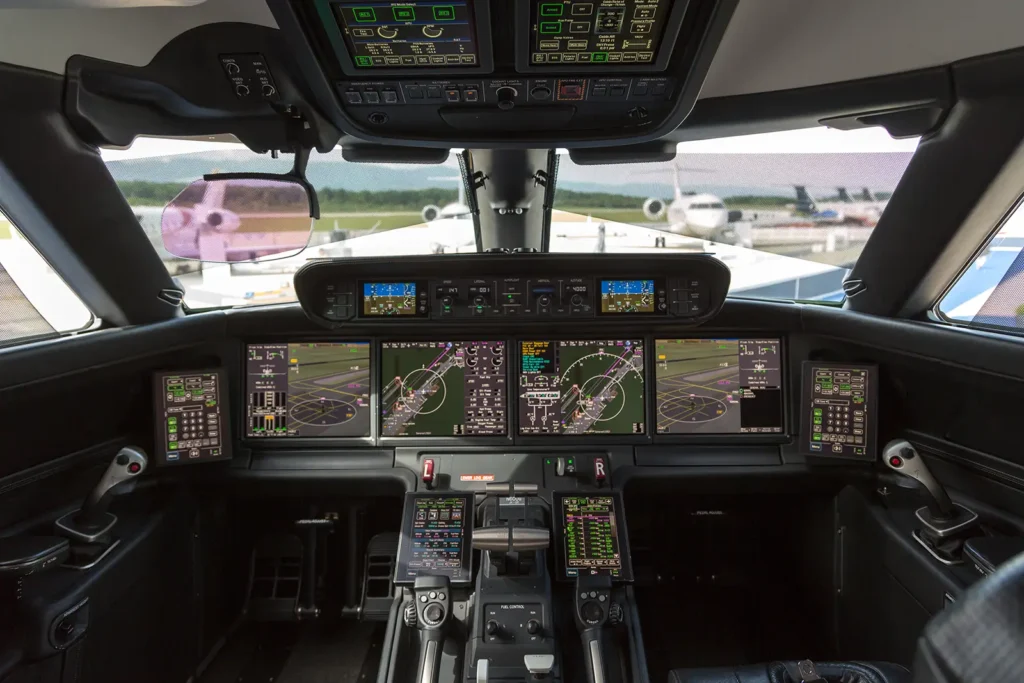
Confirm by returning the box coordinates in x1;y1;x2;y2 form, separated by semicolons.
468;149;550;252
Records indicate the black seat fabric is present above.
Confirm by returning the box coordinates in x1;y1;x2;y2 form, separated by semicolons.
668;660;912;683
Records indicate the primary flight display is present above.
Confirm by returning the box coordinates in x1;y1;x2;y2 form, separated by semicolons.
519;339;645;435
381;340;507;437
245;342;372;438
654;338;783;434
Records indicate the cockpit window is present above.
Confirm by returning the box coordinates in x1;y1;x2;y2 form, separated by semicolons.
549;127;919;302
103;140;471;309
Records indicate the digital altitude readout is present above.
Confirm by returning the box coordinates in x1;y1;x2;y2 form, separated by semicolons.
530;0;671;66
334;1;481;68
601;280;655;314
519;340;645;435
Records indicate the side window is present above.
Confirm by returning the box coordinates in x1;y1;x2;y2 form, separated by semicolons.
938;202;1024;332
0;211;94;346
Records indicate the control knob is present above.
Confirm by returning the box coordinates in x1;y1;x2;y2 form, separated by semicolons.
570;294;583;306
441;295;454;307
485;620;501;636
496;86;517;111
537;294;551;307
473;294;488;307
527;619;541;635
404;603;417;628
607;602;623;627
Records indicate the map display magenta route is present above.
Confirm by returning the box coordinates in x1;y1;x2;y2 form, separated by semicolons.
246;342;371;437
381;341;506;437
519;339;645;435
655;338;783;434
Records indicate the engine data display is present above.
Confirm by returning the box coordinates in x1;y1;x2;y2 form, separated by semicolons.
801;362;877;459
556;493;633;580
529;0;671;66
600;280;655;314
655;339;784;434
519;340;644;435
381;341;506;436
334;1;480;68
362;282;425;316
245;343;371;438
153;370;230;466
395;493;473;584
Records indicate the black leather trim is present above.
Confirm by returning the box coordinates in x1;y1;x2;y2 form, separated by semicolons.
669;660;911;683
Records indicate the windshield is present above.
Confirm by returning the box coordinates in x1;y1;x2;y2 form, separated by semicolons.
550;127;919;302
105;127;917;309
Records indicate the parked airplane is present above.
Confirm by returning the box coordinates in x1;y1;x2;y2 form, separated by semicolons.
640;163;731;239
795;185;888;225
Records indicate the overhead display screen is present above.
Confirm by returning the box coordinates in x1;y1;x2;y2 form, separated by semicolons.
600;279;655;314
395;493;473;584
556;493;633;580
381;341;507;437
654;339;784;434
154;370;230;465
246;343;371;438
529;0;671;66
334;1;481;68
519;339;645;435
801;362;877;459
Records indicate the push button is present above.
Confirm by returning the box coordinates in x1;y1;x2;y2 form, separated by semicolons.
344;91;363;104
463;88;479;102
382;89;399;104
445;89;461;102
427;85;443;99
364;91;381;104
407;85;424;99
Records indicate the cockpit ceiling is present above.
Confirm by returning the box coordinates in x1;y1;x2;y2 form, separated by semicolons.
1;0;1023;99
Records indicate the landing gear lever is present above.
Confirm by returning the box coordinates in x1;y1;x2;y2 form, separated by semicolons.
408;575;451;683
56;447;148;543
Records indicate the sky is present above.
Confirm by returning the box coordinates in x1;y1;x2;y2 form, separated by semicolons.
99;126;920;161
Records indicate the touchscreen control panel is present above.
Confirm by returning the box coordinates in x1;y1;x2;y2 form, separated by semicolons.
529;0;671;66
556;492;633;580
153;370;229;465
519;339;644;435
801;362;878;460
655;338;784;434
245;343;371;438
334;1;481;68
395;493;473;584
381;340;507;436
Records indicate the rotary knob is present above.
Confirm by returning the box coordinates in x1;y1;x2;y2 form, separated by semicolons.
403;603;417;628
607;602;623;627
496;86;517;111
486;620;501;636
527;619;541;635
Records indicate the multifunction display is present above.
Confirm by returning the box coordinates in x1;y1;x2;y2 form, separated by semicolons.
362;281;428;316
381;340;506;436
600;279;656;314
334;1;481;68
655;338;784;434
395;493;473;584
529;0;671;66
153;370;229;465
245;343;371;438
519;339;644;435
557;493;633;580
802;362;877;459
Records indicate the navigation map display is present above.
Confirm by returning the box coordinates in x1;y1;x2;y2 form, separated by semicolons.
801;362;877;459
600;280;655;314
519;339;644;435
555;493;633;580
655;338;784;434
395;493;473;584
529;0;671;66
381;341;507;437
245;343;371;438
334;1;481;68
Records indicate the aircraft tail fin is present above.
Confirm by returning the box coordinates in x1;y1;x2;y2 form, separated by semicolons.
837;187;853;202
794;185;817;213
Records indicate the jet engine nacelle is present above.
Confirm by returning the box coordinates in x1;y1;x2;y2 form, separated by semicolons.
422;204;441;222
643;197;666;220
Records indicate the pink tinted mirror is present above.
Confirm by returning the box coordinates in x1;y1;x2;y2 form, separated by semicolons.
160;178;313;262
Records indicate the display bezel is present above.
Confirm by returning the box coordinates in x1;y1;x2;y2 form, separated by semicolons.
651;337;786;437
514;0;689;74
516;338;648;439
315;0;495;77
152;368;232;467
799;361;878;461
552;490;634;582
379;339;511;440
394;491;475;585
